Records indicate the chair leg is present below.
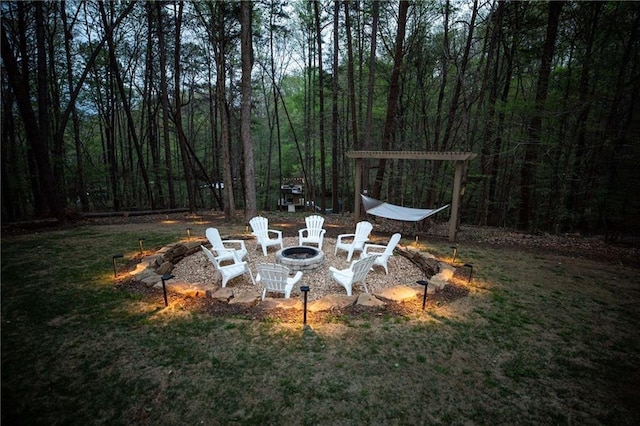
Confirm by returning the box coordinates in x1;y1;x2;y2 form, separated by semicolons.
246;268;256;285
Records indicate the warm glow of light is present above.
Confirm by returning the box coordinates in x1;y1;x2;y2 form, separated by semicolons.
161;220;179;224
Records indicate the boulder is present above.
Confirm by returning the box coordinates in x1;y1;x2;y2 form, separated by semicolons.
229;290;261;306
356;293;386;307
141;273;163;287
259;298;303;310
210;287;233;302
156;261;173;276
308;295;356;312
374;285;418;302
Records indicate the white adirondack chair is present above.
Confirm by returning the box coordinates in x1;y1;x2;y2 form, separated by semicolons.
249;216;284;256
205;227;248;263
360;233;402;274
334;221;373;261
201;245;255;287
298;215;326;250
327;255;378;296
256;263;303;300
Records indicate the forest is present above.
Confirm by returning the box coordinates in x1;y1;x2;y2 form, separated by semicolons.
1;0;639;236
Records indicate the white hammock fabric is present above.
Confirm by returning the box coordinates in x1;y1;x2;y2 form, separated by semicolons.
361;194;450;222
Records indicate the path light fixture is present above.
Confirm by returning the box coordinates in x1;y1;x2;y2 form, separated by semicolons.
463;263;473;283
138;238;144;254
416;280;429;310
161;274;175;306
450;246;458;263
112;254;124;277
300;285;310;325
186;228;192;241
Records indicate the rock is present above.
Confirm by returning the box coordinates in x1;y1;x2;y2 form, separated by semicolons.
356;293;386;307
210;287;233;301
308;295;356;312
141;273;163;287
164;243;188;263
132;268;154;281
429;279;448;290
259;298;303;310
184;241;204;254
409;283;436;295
156;261;173;275
395;247;439;277
152;280;197;297
374;285;418;302
229;290;261;306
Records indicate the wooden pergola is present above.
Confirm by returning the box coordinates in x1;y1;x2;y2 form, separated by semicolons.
346;151;477;242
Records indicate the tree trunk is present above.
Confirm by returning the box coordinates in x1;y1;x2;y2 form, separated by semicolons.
156;2;176;208
99;2;154;210
518;1;564;230
172;2;195;212
214;5;236;220
363;0;379;195
61;2;89;212
331;1;340;212
314;1;327;212
241;1;257;220
2;11;61;218
372;0;409;199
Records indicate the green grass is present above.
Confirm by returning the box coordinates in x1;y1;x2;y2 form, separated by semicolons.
2;222;640;425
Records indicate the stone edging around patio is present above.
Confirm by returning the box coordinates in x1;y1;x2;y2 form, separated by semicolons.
126;240;457;312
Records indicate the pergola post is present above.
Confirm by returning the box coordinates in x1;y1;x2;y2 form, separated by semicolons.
449;160;464;242
354;158;362;222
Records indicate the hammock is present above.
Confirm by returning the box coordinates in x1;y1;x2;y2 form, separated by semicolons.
361;194;450;222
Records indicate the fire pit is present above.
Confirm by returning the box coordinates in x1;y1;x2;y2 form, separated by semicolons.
275;246;325;272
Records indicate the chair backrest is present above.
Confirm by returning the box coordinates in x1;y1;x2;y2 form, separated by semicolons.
249;216;268;238
354;221;373;248
351;255;377;282
305;215;325;236
384;233;402;256
205;228;225;252
257;263;290;292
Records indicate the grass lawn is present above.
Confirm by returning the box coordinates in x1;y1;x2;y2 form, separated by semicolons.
2;216;639;425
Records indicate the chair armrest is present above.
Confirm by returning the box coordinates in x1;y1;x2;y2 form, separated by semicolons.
298;228;309;238
222;240;247;250
292;271;303;281
336;233;355;244
363;243;386;255
267;229;283;238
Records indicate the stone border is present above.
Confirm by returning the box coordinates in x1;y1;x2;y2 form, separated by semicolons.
126;239;457;312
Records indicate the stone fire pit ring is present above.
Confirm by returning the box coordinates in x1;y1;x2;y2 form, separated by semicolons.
275;246;325;272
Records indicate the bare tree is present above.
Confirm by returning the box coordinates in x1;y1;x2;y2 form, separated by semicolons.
241;1;258;219
372;0;409;199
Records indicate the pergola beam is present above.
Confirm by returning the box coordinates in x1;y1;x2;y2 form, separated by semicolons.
347;150;477;242
346;150;477;161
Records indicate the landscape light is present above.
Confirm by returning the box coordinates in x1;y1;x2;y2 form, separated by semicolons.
416;280;429;310
161;274;175;306
112;254;124;277
450;246;458;263
463;263;473;283
300;286;310;325
186;228;192;241
138;238;144;254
